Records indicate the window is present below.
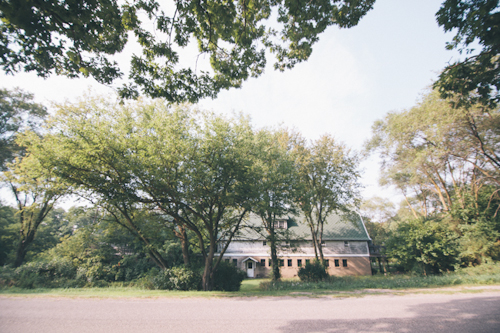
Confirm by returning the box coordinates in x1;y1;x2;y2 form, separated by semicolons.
297;259;302;267
305;259;310;265
232;259;238;266
269;258;272;266
279;259;284;267
260;259;266;267
287;259;292;267
334;259;339;267
344;241;349;248
324;259;329;267
225;259;230;263
263;241;267;246
248;261;253;269
342;259;348;267
273;219;288;229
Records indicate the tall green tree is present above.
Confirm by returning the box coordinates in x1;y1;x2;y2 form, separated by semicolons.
367;89;500;219
2;154;68;266
250;128;299;281
0;0;375;103
294;134;361;263
24;96;259;290
21;98;174;270
133;110;258;290
367;89;500;266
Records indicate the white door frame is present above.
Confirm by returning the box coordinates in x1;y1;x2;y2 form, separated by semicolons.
246;260;255;278
242;257;258;278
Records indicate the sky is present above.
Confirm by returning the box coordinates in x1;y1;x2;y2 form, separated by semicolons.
0;0;463;208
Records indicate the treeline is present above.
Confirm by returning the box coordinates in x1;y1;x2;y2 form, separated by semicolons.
0;90;360;290
364;90;500;275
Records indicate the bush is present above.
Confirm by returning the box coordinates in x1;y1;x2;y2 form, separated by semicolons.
213;261;247;291
2;258;83;289
150;267;201;291
298;260;329;282
386;217;459;274
109;255;155;282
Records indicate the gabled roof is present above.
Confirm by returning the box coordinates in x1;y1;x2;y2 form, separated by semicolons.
233;212;371;241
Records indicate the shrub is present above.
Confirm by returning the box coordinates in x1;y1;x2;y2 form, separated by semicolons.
298;260;329;282
7;257;82;289
150;267;201;291
110;255;154;282
213;261;247;291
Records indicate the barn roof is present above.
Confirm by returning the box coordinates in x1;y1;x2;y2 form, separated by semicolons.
232;212;371;241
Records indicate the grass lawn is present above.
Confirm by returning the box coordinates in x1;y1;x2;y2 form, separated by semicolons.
2;264;500;299
0;279;274;299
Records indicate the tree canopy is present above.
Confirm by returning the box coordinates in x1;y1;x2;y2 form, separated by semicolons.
0;0;375;103
367;89;500;266
434;0;500;107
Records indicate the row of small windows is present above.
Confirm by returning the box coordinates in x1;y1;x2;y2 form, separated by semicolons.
226;258;348;267
262;241;350;247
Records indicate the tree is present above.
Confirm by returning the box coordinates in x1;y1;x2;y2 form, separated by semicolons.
24;96;258;290
434;0;500;108
367;89;500;267
0;88;47;169
294;134;361;263
134;109;258;290
366;89;500;219
2;154;68;267
0;88;64;267
0;0;375;103
250;128;299;281
21;97;174;270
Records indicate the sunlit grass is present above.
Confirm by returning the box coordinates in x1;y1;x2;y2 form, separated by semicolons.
1;264;499;298
260;263;500;292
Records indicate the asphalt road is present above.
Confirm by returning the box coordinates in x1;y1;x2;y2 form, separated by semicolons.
1;292;499;333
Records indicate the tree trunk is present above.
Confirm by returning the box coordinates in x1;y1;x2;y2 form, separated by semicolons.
181;231;190;267
14;239;28;268
14;227;37;267
269;229;280;281
318;219;325;264
176;224;190;267
309;223;319;261
201;251;215;291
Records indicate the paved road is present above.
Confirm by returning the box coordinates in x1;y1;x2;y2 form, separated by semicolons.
1;292;500;333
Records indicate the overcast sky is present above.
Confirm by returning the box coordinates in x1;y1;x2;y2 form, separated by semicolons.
1;0;462;207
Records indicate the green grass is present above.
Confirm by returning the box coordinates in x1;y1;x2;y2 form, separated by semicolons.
0;279;274;298
260;263;500;293
2;264;500;299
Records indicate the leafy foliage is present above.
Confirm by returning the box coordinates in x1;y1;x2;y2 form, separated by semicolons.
0;1;375;103
213;261;247;291
251;128;300;280
367;89;500;270
0;88;47;169
434;0;500;107
386;217;459;275
0;203;17;265
297;260;329;282
294;134;361;262
149;266;201;290
0;257;81;289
